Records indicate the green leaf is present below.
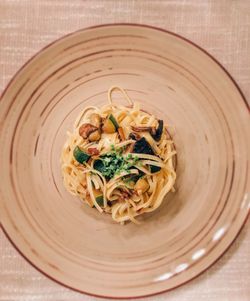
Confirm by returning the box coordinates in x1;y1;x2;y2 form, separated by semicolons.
95;195;104;206
93;159;105;172
109;114;119;130
73;146;90;164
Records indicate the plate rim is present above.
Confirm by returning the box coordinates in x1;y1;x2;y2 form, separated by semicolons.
0;23;249;299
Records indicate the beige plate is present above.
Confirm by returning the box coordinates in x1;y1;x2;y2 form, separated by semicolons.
0;24;249;299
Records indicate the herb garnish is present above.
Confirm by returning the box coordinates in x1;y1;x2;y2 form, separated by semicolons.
93;145;139;178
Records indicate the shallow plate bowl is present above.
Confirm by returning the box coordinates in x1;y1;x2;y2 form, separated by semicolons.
0;24;249;298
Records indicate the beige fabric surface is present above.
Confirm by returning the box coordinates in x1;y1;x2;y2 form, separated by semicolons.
0;1;249;300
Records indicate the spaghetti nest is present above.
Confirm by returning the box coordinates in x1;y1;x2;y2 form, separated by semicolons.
61;86;176;224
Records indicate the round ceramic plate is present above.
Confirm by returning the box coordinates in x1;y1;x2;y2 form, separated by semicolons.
0;24;249;299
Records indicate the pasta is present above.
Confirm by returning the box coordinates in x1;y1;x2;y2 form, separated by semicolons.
61;86;176;224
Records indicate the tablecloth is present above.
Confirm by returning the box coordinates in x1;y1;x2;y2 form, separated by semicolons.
0;1;249;300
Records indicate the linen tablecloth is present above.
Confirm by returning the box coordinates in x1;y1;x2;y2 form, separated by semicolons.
0;1;249;300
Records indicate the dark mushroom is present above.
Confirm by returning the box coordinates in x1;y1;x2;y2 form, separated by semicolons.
129;132;141;140
152;120;164;141
133;137;155;155
131;125;156;135
79;123;98;139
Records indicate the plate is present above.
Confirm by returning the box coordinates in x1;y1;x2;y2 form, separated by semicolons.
0;24;249;298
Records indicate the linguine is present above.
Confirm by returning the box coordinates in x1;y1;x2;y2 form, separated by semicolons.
61;86;176;224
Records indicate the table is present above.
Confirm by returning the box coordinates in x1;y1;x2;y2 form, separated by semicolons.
0;1;249;300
